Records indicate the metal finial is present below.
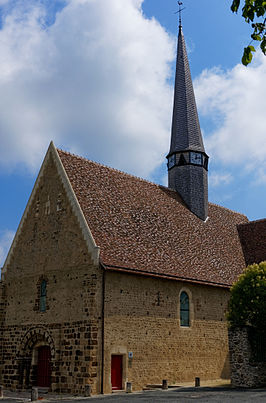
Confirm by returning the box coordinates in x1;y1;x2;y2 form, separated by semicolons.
175;1;185;28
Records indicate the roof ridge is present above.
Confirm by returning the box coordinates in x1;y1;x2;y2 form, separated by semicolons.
238;217;266;225
58;148;249;219
57;147;168;190
208;201;248;219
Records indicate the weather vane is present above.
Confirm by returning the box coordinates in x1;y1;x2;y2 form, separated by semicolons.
175;1;186;27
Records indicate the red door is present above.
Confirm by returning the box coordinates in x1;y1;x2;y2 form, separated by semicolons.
111;355;123;390
37;346;51;387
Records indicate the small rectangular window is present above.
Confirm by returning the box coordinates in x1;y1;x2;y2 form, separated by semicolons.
40;279;47;312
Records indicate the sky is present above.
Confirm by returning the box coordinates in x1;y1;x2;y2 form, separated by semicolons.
0;0;265;268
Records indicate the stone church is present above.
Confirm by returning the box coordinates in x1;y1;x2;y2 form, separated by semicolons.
0;22;265;396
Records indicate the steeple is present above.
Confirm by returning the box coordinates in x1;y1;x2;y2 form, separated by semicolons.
167;18;209;221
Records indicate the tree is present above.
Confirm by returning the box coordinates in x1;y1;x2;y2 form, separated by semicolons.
231;0;266;65
227;261;266;330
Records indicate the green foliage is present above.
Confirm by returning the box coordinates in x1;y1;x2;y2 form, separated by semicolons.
227;261;266;330
231;0;266;65
242;44;256;64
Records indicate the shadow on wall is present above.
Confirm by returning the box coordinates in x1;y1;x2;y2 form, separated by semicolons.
221;352;230;380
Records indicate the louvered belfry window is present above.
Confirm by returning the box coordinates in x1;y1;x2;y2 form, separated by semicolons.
40;280;47;312
180;291;189;327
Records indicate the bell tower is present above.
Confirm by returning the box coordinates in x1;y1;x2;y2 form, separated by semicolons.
167;14;209;221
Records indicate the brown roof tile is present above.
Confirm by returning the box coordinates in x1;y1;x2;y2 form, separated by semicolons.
58;149;249;287
238;219;266;266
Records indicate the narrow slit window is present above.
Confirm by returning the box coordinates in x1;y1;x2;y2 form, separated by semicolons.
180;291;189;327
40;280;47;312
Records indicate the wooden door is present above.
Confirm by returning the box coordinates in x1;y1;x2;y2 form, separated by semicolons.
37;346;51;387
111;355;123;390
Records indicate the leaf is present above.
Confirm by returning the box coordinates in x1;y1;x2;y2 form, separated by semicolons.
242;46;255;65
247;9;255;21
256;8;265;17
251;33;262;40
231;0;240;13
254;0;266;16
260;37;266;53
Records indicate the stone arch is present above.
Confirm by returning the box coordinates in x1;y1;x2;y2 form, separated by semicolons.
19;326;55;357
17;327;55;389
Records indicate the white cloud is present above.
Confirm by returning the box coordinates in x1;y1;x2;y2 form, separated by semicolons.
194;52;266;181
251;160;266;185
0;0;174;178
0;229;15;268
209;172;233;187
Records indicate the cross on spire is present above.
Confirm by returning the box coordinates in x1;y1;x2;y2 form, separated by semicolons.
177;1;185;28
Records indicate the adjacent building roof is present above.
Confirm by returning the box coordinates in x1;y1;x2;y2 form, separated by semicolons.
58;149;248;288
168;26;205;156
238;219;266;266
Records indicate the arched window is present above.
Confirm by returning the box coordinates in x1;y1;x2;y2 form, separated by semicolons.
40;280;47;312
180;291;190;327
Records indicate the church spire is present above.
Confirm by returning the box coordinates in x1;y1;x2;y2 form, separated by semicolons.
167;13;209;221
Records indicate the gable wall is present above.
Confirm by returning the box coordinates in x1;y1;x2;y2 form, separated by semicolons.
103;271;230;392
0;155;103;394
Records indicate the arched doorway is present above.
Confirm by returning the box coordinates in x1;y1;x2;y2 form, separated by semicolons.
18;327;55;390
36;345;51;387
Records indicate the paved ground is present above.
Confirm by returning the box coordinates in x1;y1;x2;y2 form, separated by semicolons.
1;386;266;403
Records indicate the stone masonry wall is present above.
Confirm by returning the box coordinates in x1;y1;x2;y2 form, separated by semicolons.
228;327;266;387
0;155;103;395
1;321;100;394
103;271;230;393
0;281;6;382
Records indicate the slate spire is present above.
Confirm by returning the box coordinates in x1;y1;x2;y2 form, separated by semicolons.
170;25;205;154
167;22;209;221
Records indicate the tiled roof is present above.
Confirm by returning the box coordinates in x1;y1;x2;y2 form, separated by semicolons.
169;26;205;155
238;219;266;266
58;149;248;287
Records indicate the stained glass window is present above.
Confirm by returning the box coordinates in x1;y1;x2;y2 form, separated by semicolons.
40;280;47;312
180;291;189;327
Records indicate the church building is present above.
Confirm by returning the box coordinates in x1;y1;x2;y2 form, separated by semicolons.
0;20;265;395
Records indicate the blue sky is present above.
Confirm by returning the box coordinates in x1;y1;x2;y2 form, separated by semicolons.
0;0;265;267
